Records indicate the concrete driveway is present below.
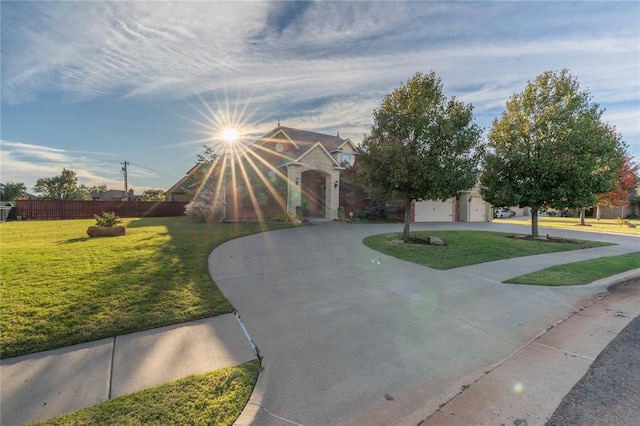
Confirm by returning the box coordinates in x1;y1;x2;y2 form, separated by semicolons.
209;222;639;426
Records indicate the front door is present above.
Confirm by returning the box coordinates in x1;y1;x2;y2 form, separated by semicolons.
301;170;328;218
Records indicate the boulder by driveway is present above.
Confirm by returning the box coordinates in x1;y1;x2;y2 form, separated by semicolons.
209;222;639;425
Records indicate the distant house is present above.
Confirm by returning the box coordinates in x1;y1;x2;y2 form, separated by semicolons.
91;189;138;201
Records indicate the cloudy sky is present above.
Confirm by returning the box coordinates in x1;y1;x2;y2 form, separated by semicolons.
2;1;638;194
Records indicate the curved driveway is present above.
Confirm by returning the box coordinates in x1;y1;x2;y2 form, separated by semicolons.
209;222;639;426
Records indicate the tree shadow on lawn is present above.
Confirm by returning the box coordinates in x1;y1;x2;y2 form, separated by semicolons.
4;216;292;358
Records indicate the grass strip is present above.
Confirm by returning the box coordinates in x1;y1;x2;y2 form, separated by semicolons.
363;230;611;270
505;252;640;286
36;360;260;426
497;217;640;236
1;217;294;358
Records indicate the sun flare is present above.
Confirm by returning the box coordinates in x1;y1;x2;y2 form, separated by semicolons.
221;128;239;143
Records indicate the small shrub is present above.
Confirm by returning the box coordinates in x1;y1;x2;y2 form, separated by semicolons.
93;211;122;227
270;211;300;223
615;217;636;228
626;213;638;219
353;210;368;220
185;201;220;223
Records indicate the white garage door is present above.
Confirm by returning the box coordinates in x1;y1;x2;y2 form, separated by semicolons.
469;200;488;222
414;199;454;222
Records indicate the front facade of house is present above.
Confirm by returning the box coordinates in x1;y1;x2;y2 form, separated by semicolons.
221;126;357;221
167;125;496;222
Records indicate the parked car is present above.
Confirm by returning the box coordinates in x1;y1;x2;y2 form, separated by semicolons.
495;207;516;218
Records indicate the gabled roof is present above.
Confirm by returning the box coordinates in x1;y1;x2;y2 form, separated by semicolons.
167;126;355;193
166;162;210;194
253;126;353;166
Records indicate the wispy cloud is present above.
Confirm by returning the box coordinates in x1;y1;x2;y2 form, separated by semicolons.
0;140;123;190
1;1;638;188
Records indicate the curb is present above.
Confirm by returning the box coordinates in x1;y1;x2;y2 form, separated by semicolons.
578;267;640;293
234;360;267;426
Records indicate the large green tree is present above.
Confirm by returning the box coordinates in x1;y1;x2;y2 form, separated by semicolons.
480;70;626;237
357;71;484;240
0;181;28;201
33;168;106;200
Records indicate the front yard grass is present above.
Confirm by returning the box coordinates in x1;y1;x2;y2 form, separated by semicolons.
363;230;612;270
0;217;294;359
36;360;259;426
497;216;640;235
505;252;640;286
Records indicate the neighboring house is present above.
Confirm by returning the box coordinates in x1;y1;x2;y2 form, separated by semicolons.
165;163;209;202
91;189;139;201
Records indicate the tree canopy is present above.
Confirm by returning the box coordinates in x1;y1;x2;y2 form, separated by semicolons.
480;69;627;236
141;189;166;202
0;181;28;201
356;71;484;240
33;168;107;200
596;156;638;208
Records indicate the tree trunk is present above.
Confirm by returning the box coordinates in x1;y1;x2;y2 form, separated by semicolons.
596;205;601;220
531;208;539;238
580;208;586;225
403;198;412;241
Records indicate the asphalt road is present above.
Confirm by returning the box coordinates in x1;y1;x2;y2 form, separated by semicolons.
210;221;639;425
547;308;640;426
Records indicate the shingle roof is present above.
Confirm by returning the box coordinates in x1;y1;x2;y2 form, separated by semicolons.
255;126;353;164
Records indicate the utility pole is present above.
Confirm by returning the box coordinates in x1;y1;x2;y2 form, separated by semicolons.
121;161;129;200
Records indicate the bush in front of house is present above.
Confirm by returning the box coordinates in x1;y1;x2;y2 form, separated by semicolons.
185;200;222;223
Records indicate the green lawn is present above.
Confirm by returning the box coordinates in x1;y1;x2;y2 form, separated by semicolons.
506;252;640;286
1;217;294;359
363;230;612;270
36;360;259;426
497;216;640;235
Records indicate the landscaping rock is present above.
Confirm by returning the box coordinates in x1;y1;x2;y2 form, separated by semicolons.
87;225;126;237
428;236;445;246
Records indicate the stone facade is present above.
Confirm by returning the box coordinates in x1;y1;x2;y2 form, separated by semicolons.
288;145;341;219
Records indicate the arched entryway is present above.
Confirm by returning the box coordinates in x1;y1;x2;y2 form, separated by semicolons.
301;170;329;218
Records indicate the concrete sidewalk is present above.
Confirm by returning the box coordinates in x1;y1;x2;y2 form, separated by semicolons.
0;314;256;426
423;278;640;425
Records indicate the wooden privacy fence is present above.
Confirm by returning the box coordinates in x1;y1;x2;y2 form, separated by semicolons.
14;200;188;220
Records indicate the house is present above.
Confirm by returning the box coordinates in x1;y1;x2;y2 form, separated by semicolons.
167;126;358;221
165;162;209;202
91;189;139;201
168;125;495;222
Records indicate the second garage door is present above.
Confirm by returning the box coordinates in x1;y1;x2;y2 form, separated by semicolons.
414;199;454;222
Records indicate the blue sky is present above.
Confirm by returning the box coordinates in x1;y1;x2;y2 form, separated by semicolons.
2;1;639;193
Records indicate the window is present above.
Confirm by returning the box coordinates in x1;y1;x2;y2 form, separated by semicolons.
342;153;351;165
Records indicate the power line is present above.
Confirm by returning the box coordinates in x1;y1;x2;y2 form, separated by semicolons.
128;162;182;180
6;157;182;180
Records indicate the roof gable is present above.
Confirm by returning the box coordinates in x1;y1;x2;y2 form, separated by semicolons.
293;142;342;168
253;126;350;162
335;138;358;153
